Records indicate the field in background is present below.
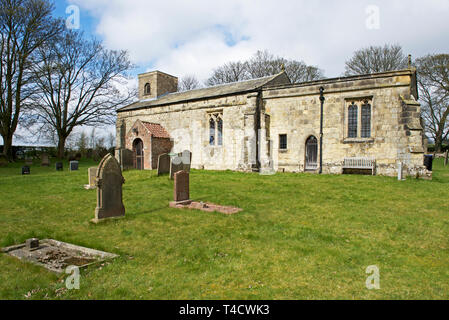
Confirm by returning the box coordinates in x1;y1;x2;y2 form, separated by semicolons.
0;158;448;299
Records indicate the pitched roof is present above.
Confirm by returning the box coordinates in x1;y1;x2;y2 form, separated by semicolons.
141;122;171;139
118;72;290;112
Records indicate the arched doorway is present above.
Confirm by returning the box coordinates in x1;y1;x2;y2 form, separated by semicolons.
133;139;144;170
305;136;318;171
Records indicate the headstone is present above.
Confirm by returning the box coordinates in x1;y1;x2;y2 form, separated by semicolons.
157;153;170;176
445;150;448;166
0;155;8;167
173;170;190;203
41;153;50;167
22;166;30;175
84;167;98;190
56;162;63;171
25;157;33;166
169;150;192;179
70;161;79;171
93;154;125;223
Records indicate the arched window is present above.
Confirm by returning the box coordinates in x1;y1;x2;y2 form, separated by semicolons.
348;103;358;138
217;117;223;146
209;117;215;146
208;112;223;146
361;101;371;138
144;83;151;96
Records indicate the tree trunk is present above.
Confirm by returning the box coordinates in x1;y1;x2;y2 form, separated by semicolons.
435;135;443;153
1;133;14;161
57;136;67;159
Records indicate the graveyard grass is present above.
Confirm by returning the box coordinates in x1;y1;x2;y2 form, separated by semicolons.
0;159;448;300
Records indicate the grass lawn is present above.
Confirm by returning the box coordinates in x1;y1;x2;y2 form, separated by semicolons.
0;158;448;300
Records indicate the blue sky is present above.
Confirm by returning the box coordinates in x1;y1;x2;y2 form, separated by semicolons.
3;0;449;146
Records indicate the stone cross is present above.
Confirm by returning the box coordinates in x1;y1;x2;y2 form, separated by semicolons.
93;154;125;223
173;170;190;203
157;153;170;176
41;153;50;167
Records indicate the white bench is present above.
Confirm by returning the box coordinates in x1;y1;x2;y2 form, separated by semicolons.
343;157;376;175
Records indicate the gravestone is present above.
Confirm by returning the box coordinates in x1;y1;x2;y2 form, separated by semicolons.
70;161;79;171
84;167;98;190
22;166;30;175
173;170;190;203
25;157;33;166
41;153;50;167
445;150;448;166
93;154;125;223
169;150;192;179
397;162;405;181
157;153;170;176
55;162;63;171
0;155;8;167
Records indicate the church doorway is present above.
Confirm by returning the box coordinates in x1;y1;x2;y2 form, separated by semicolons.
133;138;144;170
305;136;318;171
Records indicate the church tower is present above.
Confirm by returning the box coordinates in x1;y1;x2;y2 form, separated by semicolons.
138;70;178;100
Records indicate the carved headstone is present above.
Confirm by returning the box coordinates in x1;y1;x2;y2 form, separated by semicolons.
93;154;125;223
169;150;192;179
41;153;50;167
70;161;79;171
157;153;170;176
173;170;190;203
22;166;30;175
84;167;97;189
56;162;63;171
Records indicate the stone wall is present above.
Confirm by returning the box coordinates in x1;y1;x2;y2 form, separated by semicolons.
117;69;430;178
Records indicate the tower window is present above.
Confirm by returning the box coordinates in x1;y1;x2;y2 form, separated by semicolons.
144;83;151;96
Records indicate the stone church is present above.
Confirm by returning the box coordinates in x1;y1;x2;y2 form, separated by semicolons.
115;67;430;178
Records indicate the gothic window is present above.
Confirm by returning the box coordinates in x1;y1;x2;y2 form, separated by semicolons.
361;101;371;138
209;112;223;146
144;83;151;96
209;117;215;146
348;103;358;138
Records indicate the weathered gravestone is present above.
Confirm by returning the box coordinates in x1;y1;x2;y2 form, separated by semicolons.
41;153;50;167
173;170;190;204
22;166;30;175
157;153;170;176
169;150;192;179
84;167;98;190
55;162;63;171
0;155;8;167
70;161;79;171
93;154;125;223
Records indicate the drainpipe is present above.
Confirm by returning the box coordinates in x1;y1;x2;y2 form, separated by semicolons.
319;87;325;174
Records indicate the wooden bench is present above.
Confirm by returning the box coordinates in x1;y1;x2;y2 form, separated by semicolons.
343;157;376;175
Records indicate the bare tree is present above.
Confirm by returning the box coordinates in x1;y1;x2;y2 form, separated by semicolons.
416;54;449;152
206;50;324;86
344;44;408;76
178;75;201;92
0;0;62;160
206;61;248;86
31;29;135;158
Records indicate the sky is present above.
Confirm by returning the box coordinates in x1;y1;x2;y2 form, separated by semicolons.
3;0;449;146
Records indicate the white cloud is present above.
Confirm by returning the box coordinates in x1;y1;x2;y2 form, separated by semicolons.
70;0;449;81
